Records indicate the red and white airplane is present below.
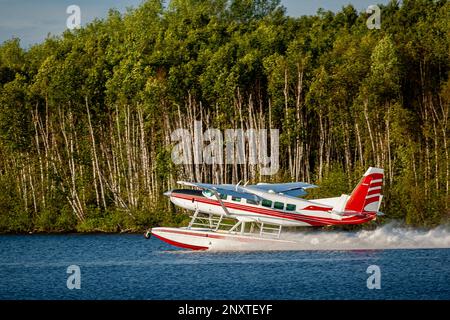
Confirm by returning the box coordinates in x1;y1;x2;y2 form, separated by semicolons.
150;167;384;250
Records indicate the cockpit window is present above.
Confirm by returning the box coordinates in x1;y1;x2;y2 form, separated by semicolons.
219;193;227;200
203;190;214;197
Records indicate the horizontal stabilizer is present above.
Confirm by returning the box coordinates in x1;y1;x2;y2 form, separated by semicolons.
331;194;350;214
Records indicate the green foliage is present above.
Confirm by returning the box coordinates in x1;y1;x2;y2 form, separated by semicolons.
306;166;351;199
0;172;32;232
0;0;449;233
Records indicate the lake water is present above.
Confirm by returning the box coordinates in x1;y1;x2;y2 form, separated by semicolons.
1;226;450;300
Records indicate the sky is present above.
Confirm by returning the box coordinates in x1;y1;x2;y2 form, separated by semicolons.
0;0;391;48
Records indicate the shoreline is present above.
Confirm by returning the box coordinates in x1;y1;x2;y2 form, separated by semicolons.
1;221;448;236
0;227;149;236
0;231;145;235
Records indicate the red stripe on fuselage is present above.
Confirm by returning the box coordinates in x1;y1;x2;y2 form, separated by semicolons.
172;193;330;222
303;205;332;212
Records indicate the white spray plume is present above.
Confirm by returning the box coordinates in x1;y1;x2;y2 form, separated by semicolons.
209;222;450;251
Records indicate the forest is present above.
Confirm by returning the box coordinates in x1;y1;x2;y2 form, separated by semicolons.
0;0;448;233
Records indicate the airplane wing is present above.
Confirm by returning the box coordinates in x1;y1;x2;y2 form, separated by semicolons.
177;181;261;202
246;182;318;197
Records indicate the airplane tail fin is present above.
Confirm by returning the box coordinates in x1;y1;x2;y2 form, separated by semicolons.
344;167;384;213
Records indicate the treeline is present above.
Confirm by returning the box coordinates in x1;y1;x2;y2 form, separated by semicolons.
0;0;448;233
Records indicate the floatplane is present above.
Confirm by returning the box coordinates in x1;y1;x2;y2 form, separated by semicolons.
149;167;384;250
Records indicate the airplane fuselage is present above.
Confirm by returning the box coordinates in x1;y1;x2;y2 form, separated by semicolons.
167;189;375;227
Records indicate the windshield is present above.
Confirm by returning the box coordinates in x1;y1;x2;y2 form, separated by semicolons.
202;190;214;197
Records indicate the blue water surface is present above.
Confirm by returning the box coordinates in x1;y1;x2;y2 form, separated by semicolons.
0;234;449;300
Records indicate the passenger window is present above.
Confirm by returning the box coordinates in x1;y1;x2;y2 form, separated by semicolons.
286;204;296;211
274;202;284;210
246;199;259;205
231;196;241;202
220;193;227;200
262;199;272;208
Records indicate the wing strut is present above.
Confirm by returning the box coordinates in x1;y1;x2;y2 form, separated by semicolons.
187;208;199;229
210;189;231;216
209;189;229;231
